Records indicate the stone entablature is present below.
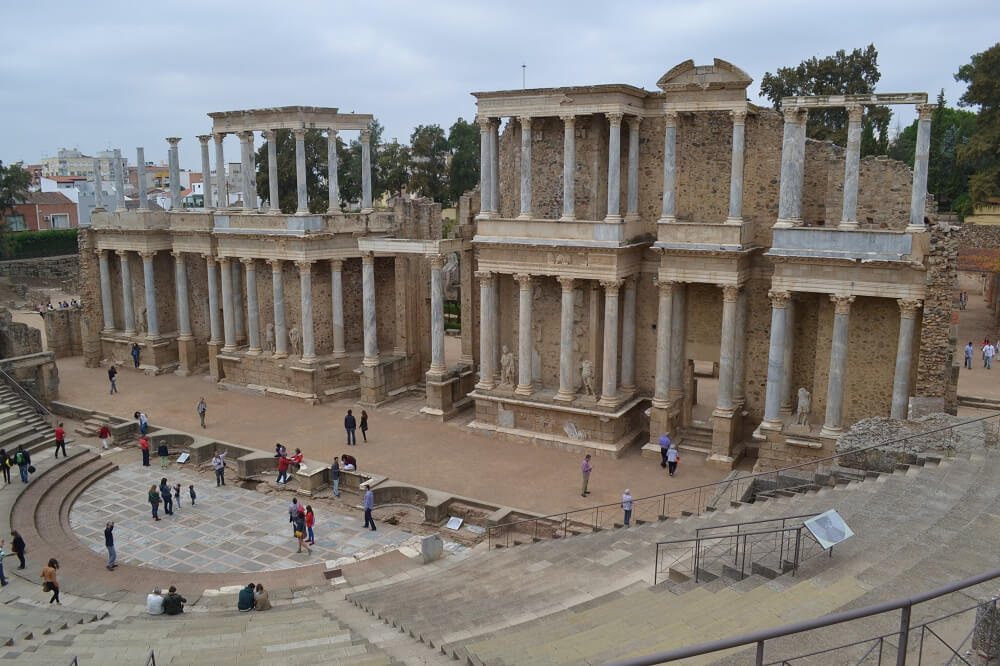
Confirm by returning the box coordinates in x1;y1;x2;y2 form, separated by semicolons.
208;106;372;133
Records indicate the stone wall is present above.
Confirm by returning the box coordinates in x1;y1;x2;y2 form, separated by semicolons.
0;254;79;290
0;307;42;357
43;308;83;358
77;229;103;367
916;223;960;413
0;351;59;403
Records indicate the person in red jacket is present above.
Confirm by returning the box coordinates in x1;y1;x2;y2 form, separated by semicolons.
140;436;150;467
276;454;291;485
305;505;315;544
289;448;304;476
98;424;111;450
53;423;67;458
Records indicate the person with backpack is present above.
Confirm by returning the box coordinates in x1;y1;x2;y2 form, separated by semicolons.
14;447;29;483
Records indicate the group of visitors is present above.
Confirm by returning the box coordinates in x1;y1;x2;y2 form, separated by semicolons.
343;409;369;445
1;446;32;484
968;339;997;370
237;583;271;611
274;444;303;485
146;586;187;615
287;498;316;553
37;301;79;314
959;291;969;310
149;478;194;521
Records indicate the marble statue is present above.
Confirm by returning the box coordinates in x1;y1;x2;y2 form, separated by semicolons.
500;345;516;386
581;359;595;396
795;387;811;426
264;322;275;353
289;327;302;357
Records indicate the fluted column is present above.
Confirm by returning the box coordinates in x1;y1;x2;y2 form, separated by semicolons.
669;283;687;398
173;252;191;339
360;129;373;213
620;276;637;392
626;116;641;221
205;256;222;344
779;297;796;414
116;250;135;335
213;133;227;209
246;131;257;209
907;104;935;233
489;119;499;215
232;259;244;341
269;259;287;357
475;271;496;389
716;285;740;411
775;107;808;228
659;111;678;223
822;294;855;436
136;147;148;210
97;250;114;332
652;278;674;407
242;258;261;354
293;128;308;213
727;109;747;224
263;129;280;213
295;261;315;361
733;288;748;405
554;276;575;401
598;279;622;407
518;117;532;219
840;105;863;229
330;259;345;357
429;255;447;374
361;252;379;366
761;290;791;428
219;257;236;352
605;112;624;222
198;135;213;211
891;300;922;419
514;273;534;395
139;251;159;339
476;117;492;218
238;131;254;209
166;139;181;210
327;129;340;213
560;115;576;220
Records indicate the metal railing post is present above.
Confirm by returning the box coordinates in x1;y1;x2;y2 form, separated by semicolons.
793;527;802;576
896;604;911;666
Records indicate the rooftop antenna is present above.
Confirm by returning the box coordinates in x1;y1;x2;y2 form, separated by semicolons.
522;63;526;90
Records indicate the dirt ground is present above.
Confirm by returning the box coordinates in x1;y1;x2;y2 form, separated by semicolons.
955;272;1000;400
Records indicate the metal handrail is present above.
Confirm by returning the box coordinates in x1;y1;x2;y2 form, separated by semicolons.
488;411;1000;548
0;367;50;416
606;567;1000;665
695;512;819;539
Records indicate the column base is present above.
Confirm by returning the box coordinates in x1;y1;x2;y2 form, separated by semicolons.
820;425;844;438
558;214;576;222
361;207;375;214
838;220;860;230
759;418;784;431
428;364;447;376
513;384;533;396
101;328;117;336
221;345;236;354
247;348;262;356
272;351;288;359
624;213;641;223
904;224;928;233
724;216;743;225
332;349;347;358
553;390;575;402
269;208;282;214
597;394;619;408
773;218;798;229
124;329;137;337
621;383;637;394
603;214;623;223
326;208;339;215
657;215;677;224
516;212;532;220
475;380;496;391
651;397;670;409
300;354;317;363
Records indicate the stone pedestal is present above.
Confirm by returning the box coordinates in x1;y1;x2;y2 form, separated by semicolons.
360;360;386;406
207;341;223;381
176;337;198;376
708;408;744;469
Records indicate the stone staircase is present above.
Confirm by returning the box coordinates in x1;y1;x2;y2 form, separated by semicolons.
0;384;58;458
677;422;713;454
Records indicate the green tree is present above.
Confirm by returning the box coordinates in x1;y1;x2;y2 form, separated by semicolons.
447;118;480;203
409;124;450;204
760;44;890;155
255;130;334;214
0;161;32;224
377;140;411;198
955;42;1000;205
339;119;386;208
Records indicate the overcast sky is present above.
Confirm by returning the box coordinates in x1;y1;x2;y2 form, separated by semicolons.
3;0;998;168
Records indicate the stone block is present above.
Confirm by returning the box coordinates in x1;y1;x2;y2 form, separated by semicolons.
420;534;444;564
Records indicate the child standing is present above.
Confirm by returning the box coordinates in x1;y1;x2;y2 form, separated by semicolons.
189;485;196;506
174;484;182;511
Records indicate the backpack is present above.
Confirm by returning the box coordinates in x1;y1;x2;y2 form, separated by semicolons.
14;452;25;465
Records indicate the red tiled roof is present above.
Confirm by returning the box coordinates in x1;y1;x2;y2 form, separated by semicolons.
49;176;86;182
21;192;74;205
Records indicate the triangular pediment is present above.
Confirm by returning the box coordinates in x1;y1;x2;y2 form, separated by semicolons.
656;58;752;92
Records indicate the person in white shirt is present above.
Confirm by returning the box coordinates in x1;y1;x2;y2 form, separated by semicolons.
146;587;164;615
211;450;228;486
621;489;634;527
985;343;996;370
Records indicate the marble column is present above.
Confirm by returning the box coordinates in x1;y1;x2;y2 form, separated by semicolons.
840;105;864;229
263;129;280;213
136;147;148;210
554;276;575;401
205;256;222;344
429;255;447;374
360;129;373;213
822;294;855;436
775;107;807;228
620;276;637;392
97;250;115;332
117;251;135;335
269;259;287;357
113;149;126;212
476;117;492;217
242;258;261;354
733;288;748;405
198;135;213;211
293;128;308;213
475;271;496;390
513;273;533;395
626;116;641;221
518;117;532;219
659;111;678;223
779;297;796;414
669;283;687;398
239;131;254;209
598;279;622;407
213;133;227;209
327;129;340;213
330;260;345;357
361;253;378;365
891;300;922;419
297;261;315;361
140;251;159;339
232;260;244;341
246;131;257;209
173;252;191;339
167;139;181;211
652;278;674;407
93;158;104;210
727;109;747;224
605;113;624;222
560;115;576;220
907;104;935;233
761;290;791;428
489;119;499;215
716;285;739;411
219;258;236;352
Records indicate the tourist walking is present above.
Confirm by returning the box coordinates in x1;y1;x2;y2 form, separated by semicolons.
140;436;150;466
666;443;679;477
363;483;376;531
986;341;996;370
99;423;111;450
108;364;118;394
0;449;10;485
254;584;271;610
294;512;311;554
658;433;671;468
160;478;173;515
189;485;196;506
14;446;30;483
11;531;25;569
581;454;592;497
288;497;300;528
330;457;341;497
131;343;141;369
104;522;116;570
275;451;291;485
360;410;369;442
135;411;149;436
345;409;357;445
965;341;974;370
622;489;634;527
173;484;182;512
147;588;164;614
162;586;186;615
196;397;207;429
0;539;8;585
212;449;228;486
305;505;315;544
149;485;161;520
237;583;255;612
157;440;169;468
40;558;60;604
53;422;67;458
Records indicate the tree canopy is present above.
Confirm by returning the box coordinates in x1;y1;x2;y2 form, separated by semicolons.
255;129;332;214
955;42;1000;205
0;161;32;219
448;118;480;205
760;44;890;156
409;124;450;204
